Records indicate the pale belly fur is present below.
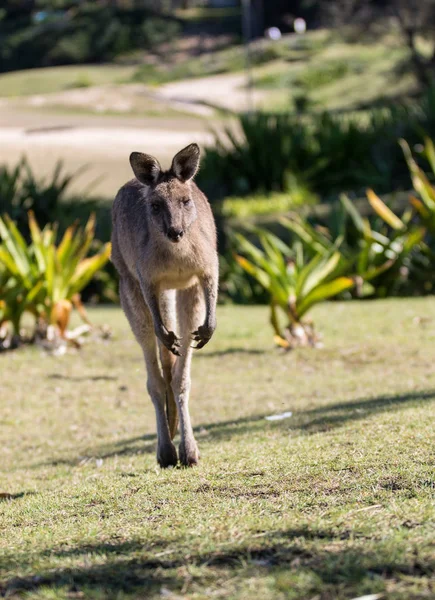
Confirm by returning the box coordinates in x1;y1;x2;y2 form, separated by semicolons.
158;273;199;291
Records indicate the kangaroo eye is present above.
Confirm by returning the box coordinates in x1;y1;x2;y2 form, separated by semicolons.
151;203;160;214
183;198;191;206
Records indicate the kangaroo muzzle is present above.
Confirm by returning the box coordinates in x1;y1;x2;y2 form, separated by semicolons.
167;227;184;243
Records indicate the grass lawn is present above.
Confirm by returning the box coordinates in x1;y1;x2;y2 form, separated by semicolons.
0;28;416;115
1;299;435;599
0;65;136;98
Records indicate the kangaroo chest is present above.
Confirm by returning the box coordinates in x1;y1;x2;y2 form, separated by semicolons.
153;246;202;291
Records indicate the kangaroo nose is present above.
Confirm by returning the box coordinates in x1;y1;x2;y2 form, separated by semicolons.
167;227;184;242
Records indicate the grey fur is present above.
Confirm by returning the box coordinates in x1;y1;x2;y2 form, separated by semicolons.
111;144;218;467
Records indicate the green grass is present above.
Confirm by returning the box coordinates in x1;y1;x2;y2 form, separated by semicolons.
1;299;435;599
252;38;413;112
174;6;241;20
220;190;318;218
0;65;136;98
26;100;202;120
131;30;329;87
131;29;414;113
0;28;417;115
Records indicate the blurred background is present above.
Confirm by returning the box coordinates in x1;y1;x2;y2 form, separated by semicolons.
3;0;435;341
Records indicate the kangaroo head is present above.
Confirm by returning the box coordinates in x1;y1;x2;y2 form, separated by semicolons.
129;144;200;243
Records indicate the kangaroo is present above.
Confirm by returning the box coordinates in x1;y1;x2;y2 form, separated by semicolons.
111;143;218;467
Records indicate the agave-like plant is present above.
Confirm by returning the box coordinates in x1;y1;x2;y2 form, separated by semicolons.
401;137;435;232
349;190;425;297
280;189;425;298
397;136;435;294
0;216;45;341
234;228;354;348
0;212;111;346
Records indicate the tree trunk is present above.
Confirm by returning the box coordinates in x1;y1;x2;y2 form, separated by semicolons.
250;0;264;38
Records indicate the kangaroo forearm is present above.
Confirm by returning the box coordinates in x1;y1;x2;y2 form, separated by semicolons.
136;268;164;331
201;274;218;329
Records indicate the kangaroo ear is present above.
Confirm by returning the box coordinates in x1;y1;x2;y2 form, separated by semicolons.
130;152;161;186
171;143;200;182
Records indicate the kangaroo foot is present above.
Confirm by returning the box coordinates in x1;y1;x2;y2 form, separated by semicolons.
157;441;178;468
179;439;200;467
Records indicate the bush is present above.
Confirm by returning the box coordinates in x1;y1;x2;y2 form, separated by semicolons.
234;227;354;348
224;135;435;309
0;157;117;304
199;88;435;203
0;5;182;71
219;189;318;219
0;157;82;238
282;192;425;299
0;212;111;348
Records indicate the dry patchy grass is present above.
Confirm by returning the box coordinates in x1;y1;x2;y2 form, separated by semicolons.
1;300;435;599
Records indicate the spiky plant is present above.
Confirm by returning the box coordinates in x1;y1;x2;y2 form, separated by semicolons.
0;212;111;347
235;228;354;348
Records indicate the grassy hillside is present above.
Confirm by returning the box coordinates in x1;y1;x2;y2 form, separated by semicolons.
0;65;136;98
1;299;435;598
0;28;416;114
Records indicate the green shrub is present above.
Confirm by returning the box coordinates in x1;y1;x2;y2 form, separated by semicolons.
0;157;85;239
218;252;268;305
281;191;425;299
63;73;92;90
199;90;435;202
0;5;182;71
0;212;111;346
0;158;117;304
234;227;354;348
223;134;435;307
141;18;181;49
199;113;315;199
399;136;435;294
220;189;318;219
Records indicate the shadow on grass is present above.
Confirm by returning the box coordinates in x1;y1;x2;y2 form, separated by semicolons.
197;388;435;442
2;527;433;598
197;347;266;358
44;433;158;467
30;388;435;468
48;374;118;382
0;491;37;502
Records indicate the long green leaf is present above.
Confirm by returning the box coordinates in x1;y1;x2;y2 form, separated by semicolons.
68;243;111;297
340;194;364;234
297;277;354;317
366;189;405;231
300;252;342;297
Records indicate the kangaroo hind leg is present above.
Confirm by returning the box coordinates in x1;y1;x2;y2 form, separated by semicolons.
173;283;205;467
158;290;179;440
119;276;177;468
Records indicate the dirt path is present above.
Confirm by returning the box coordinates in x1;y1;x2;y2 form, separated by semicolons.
0;106;214;198
158;72;267;111
0;69;255;198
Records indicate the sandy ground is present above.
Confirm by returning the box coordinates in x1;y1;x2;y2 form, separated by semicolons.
0;106;214;198
159;72;266;111
12;84;216;117
0;70;255;198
